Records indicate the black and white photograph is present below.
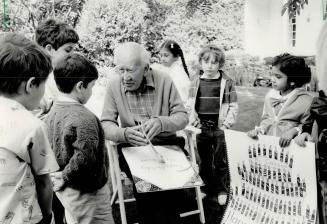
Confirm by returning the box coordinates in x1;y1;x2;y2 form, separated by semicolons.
1;0;327;224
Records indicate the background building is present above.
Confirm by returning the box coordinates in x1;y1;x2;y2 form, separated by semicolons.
245;0;326;57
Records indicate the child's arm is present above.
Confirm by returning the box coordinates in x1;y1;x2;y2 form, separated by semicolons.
29;124;59;223
35;174;53;223
221;81;238;129
61;121;99;187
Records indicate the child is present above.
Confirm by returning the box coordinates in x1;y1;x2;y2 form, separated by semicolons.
248;53;313;148
158;40;191;105
44;53;114;224
35;18;79;224
0;33;59;224
189;44;238;221
35;19;79;118
294;22;327;223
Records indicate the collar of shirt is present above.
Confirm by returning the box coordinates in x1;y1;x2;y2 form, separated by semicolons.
0;96;27;111
123;69;155;93
56;95;80;104
270;88;299;107
201;70;222;80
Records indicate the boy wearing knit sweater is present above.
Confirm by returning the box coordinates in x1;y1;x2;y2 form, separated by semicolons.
45;53;114;224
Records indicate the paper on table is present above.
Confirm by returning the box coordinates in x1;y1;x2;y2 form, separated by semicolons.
122;145;203;192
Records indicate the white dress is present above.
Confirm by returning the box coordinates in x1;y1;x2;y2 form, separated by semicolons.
152;61;191;105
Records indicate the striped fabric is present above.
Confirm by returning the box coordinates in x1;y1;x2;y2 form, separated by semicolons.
125;73;156;123
195;78;221;115
190;70;237;106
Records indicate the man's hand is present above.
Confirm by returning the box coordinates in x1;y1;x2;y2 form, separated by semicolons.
294;133;313;147
50;172;65;192
143;118;162;140
124;126;148;146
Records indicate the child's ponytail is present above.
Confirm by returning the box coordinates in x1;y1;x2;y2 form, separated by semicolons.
160;40;190;78
178;47;190;78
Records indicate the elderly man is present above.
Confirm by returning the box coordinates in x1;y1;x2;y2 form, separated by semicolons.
101;42;189;224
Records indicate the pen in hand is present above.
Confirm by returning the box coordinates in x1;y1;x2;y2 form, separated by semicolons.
137;120;166;164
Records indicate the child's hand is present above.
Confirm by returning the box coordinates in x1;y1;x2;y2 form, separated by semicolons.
247;129;259;139
279;128;298;147
50;172;65;192
294;133;313;147
279;137;292;148
218;192;227;205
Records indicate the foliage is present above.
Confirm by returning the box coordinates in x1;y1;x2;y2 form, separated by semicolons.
162;0;244;71
282;0;309;18
1;0;85;34
76;0;150;66
75;0;244;67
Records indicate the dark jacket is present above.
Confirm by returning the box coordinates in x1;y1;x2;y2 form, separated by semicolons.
302;90;327;178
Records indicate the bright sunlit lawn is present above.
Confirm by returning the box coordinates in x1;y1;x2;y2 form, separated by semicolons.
85;83;270;224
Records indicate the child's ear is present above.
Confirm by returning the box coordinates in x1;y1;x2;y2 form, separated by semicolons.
25;77;36;94
45;44;54;54
75;81;84;92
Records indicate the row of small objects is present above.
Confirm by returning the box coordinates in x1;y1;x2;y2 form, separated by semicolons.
223;194;316;224
238;162;306;197
248;144;294;169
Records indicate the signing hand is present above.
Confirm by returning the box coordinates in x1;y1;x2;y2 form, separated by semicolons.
50;172;65;192
124;126;148;146
143;118;162;140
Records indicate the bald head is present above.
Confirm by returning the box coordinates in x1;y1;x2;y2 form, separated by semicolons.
114;42;150;91
114;42;150;66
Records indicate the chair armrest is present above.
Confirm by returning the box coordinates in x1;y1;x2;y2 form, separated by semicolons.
184;125;201;135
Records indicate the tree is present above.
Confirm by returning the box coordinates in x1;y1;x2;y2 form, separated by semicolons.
1;0;86;34
281;0;309;18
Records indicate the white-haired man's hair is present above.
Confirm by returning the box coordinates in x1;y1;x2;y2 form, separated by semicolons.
317;21;327;94
113;42;150;66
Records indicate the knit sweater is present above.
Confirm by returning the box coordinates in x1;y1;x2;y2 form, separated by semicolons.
101;67;188;143
45;101;109;193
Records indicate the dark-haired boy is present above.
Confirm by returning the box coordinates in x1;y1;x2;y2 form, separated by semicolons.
0;33;59;224
45;53;114;224
35;19;79;118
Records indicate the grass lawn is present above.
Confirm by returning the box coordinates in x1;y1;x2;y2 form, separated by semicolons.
85;84;270;224
232;86;270;132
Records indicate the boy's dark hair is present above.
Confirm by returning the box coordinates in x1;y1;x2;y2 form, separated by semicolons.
0;33;52;95
159;40;190;78
198;44;225;69
54;53;98;93
272;53;311;87
35;19;79;50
